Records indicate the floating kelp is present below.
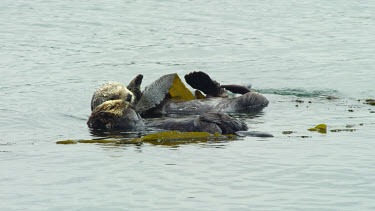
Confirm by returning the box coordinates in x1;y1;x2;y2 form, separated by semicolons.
282;131;295;135
306;124;359;134
56;140;78;144
365;99;375;106
117;139;143;145
195;90;205;99
330;129;356;133
139;131;236;146
308;124;327;134
57;131;235;145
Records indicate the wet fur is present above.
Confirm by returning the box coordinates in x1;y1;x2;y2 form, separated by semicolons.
87;100;144;130
88;100;247;134
91;82;135;111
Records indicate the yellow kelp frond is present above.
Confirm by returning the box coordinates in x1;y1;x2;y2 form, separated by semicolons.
139;131;236;146
57;131;236;145
365;99;375;106
195;90;205;99
308;124;327;134
168;74;195;101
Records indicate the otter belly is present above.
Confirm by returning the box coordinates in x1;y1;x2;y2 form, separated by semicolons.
145;112;248;135
158;92;269;116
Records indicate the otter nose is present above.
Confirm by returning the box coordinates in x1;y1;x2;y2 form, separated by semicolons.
126;94;133;102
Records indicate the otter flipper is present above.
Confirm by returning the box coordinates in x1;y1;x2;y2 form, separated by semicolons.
185;71;227;97
196;112;248;135
221;85;252;95
135;73;194;115
147;112;247;135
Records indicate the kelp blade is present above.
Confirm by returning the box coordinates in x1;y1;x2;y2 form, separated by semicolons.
168;74;195;101
195;90;205;99
140;131;235;146
57;131;235;145
308;124;327;134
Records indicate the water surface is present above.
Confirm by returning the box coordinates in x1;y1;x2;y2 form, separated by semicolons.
1;0;375;210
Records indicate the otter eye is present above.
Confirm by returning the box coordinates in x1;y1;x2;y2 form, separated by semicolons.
126;94;132;102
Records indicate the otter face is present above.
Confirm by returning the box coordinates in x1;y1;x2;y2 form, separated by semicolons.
87;99;144;129
126;93;134;104
91;82;136;111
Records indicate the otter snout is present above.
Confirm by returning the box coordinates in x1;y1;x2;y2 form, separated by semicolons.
126;94;133;102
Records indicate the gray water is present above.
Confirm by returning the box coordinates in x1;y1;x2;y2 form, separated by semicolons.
1;0;375;210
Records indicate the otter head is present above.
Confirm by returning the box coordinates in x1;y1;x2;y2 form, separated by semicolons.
91;82;136;111
87;99;144;130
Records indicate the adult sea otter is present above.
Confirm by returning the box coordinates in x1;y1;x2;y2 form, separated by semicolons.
87;71;269;135
87;99;248;135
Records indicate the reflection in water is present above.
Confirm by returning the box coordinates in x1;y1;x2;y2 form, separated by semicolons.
88;128;147;140
229;111;265;119
141;137;238;147
57;137;241;148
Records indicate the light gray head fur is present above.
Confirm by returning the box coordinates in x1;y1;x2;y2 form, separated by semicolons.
91;82;135;111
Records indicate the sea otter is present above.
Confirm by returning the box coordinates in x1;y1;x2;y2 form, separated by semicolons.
88;71;269;135
87;99;247;135
90;72;269;117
